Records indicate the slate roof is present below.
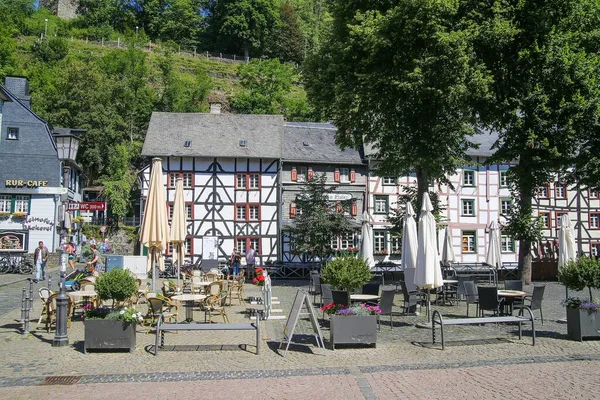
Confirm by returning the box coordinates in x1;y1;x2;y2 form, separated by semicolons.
283;122;363;164
363;129;499;158
141;113;285;158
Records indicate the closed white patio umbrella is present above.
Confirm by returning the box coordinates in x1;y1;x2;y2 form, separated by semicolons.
170;177;188;289
414;193;443;324
441;226;456;266
401;203;418;292
558;214;577;320
486;221;503;285
140;157;169;290
360;211;375;269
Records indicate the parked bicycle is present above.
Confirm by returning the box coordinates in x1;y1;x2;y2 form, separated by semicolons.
0;253;33;274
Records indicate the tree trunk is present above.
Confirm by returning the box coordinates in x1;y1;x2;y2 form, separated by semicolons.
244;43;249;61
415;169;429;215
518;187;534;285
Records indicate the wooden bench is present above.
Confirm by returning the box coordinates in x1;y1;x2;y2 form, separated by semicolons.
154;314;260;355
432;308;535;350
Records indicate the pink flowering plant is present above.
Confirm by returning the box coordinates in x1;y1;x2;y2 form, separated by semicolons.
320;302;381;316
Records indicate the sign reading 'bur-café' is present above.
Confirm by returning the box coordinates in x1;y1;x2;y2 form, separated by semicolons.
5;180;49;188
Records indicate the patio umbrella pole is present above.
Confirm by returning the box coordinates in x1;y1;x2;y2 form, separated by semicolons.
152;249;157;291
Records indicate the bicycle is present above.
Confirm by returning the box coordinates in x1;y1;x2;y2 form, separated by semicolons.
0;254;33;274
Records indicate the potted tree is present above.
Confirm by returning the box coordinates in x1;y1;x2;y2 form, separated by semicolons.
83;269;141;353
558;256;600;341
321;256;371;292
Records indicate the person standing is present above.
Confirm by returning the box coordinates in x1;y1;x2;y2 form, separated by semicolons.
34;241;49;282
65;241;76;271
246;245;257;277
230;247;242;278
87;244;101;271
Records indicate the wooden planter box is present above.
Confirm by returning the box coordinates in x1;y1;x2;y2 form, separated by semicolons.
566;308;600;341
330;315;377;350
84;320;136;353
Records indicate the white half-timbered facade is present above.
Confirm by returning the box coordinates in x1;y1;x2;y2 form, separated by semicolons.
140;112;283;265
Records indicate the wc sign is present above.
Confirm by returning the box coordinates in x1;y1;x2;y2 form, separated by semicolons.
67;202;106;211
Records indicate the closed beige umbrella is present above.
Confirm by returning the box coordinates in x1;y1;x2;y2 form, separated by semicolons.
170;177;188;288
140;157;169;290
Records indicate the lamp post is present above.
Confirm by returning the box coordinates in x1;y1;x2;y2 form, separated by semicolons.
44;19;48;38
52;130;81;347
136;26;139;40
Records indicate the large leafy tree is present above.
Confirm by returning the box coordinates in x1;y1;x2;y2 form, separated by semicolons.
304;0;490;213
465;0;600;283
266;1;305;63
289;173;353;264
203;0;279;59
138;0;204;46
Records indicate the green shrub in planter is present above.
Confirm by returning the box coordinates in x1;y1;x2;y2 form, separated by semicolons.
96;269;137;305
558;256;600;302
321;256;371;292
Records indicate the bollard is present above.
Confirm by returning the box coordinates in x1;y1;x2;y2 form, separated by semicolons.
117;37;120;48
20;288;27;324
29;279;34;311
48;275;52;290
23;294;30;335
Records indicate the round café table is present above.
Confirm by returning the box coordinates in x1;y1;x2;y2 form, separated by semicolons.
498;290;528;315
350;294;380;303
171;294;207;322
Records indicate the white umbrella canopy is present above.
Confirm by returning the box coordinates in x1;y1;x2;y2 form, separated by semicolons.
558;214;576;270
485;221;503;270
402;203;419;293
414;193;443;290
170;177;188;287
140;157;169;290
441;226;456;266
360;211;375;269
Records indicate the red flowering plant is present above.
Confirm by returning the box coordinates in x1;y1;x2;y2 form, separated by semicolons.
320;302;346;315
253;267;265;286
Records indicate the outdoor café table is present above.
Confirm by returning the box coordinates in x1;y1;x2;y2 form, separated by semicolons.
350;294;380;303
436;280;458;306
68;290;98;315
172;294;207;322
498;290;528;315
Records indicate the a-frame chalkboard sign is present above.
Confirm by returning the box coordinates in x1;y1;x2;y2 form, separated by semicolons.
279;289;324;357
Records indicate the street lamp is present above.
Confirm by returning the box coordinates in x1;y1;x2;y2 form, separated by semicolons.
44;19;48;38
136;26;139;40
52;130;82;347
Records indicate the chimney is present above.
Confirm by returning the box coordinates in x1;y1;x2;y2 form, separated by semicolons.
209;102;221;114
4;76;31;108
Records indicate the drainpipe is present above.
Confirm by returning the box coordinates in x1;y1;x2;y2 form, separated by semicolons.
277;160;283;263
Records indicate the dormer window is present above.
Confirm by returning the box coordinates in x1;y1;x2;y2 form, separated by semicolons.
7;127;18;140
184;140;191;147
239;139;247;148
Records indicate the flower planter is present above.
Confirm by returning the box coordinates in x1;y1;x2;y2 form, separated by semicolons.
330;315;377;350
566;308;600;341
84;320;136;353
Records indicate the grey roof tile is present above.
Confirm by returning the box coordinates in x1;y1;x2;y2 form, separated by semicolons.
283;123;363;164
141;113;284;158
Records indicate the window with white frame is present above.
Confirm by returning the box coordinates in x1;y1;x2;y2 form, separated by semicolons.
382;177;396;185
340;232;354;249
0;195;11;213
540;212;551;228
181;172;193;188
538;185;549;198
590;213;600;229
236;174;246;188
249;205;259;220
168;204;174;219
591;243;600;258
169;173;177;187
297;166;307;182
461;231;476;253
14;196;29;213
236;205;246;220
501;235;515;252
461;199;475;216
555;183;567;198
249;174;260;189
236;238;246;251
374;196;388;214
500;198;512;215
373;231;386;252
7;127;19;140
330;236;338;249
340;168;350;182
186;204;192;219
463;170;475;186
590;189;599;199
249;238;260;252
499;171;509;187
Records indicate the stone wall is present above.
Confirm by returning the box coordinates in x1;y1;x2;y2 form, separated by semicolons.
39;0;79;20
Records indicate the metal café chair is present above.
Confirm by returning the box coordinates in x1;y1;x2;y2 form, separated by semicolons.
477;286;504;317
331;290;350;307
377;289;395;331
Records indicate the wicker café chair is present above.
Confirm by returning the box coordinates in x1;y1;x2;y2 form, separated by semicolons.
228;277;245;306
37;288;53;327
44;293;73;333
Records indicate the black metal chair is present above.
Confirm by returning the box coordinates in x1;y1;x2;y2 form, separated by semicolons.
311;275;322;305
504;280;523;291
520;285;546;325
399;280;421;314
477;286;504;317
463;280;479;317
377;289;395;331
362;282;380;296
320;284;333;320
331;290;350;307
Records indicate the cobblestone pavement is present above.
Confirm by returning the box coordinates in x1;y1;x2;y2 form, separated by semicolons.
1;278;599;399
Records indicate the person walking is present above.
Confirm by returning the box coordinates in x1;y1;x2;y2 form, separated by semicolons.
246;245;257;277
34;241;49;282
65;241;76;272
230;247;242;278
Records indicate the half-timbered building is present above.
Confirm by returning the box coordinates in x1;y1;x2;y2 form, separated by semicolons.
280;122;367;263
140;111;283;265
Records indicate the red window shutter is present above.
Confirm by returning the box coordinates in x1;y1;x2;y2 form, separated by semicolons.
290;202;296;218
334;168;340;182
351;201;358;216
350;169;356;183
336;201;342;213
291;167;297;182
308;167;314;181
